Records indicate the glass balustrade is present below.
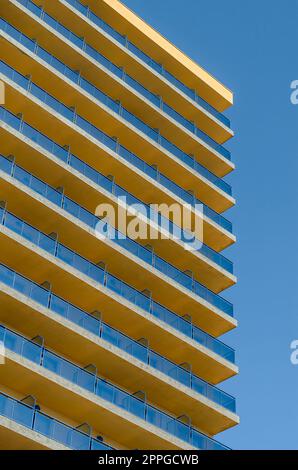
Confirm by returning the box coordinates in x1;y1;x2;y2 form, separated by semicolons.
0;153;234;317
0;0;236;453
64;0;231;128
7;2;232;166
0;392;114;450
0;257;236;410
0;324;230;449
0;95;232;234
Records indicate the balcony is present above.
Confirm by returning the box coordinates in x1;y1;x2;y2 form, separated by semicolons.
0;392;114;450
0;177;236;329
28;0;233;147
0;156;237;336
0;30;234;216
0;85;236;291
0;263;237;385
0;107;234;255
53;0;232;138
1;0;235;178
0;324;230;449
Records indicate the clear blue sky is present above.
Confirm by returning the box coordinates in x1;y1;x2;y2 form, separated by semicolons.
123;0;298;450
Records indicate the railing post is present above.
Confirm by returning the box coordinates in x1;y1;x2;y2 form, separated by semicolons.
141;289;152;315
40;345;45;367
154;129;161;145
189;153;195;169
0;201;7;225
137;337;150;364
0;206;4;226
159;96;163;110
106;174;115;195
99;318;103;338
144;244;154;267
39;6;45;21
51;233;59;257
2;327;7;352
91;310;102;336
16;113;24;134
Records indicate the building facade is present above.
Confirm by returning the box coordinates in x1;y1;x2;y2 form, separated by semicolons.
0;0;238;450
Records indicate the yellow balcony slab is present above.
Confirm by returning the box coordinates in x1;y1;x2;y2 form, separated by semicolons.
0;78;236;293
1;0;234;179
0;172;237;336
0;349;195;450
31;0;233;145
0;285;239;434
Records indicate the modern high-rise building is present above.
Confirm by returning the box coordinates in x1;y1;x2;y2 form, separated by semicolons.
0;0;238;450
